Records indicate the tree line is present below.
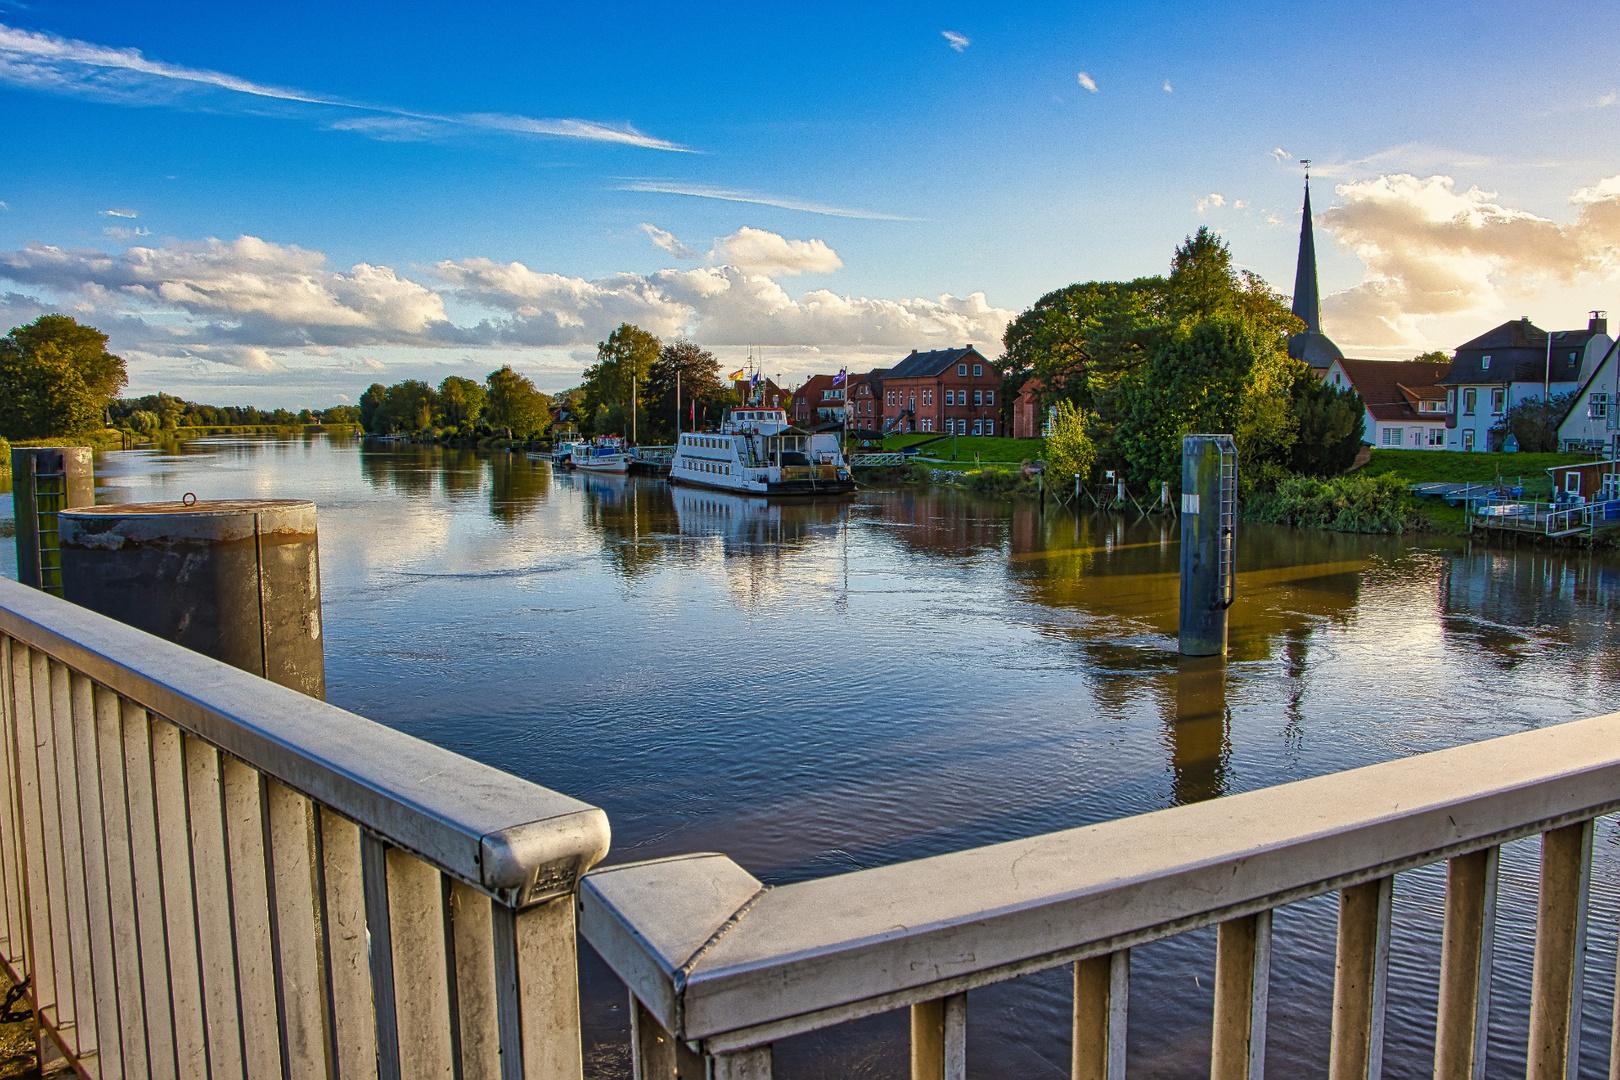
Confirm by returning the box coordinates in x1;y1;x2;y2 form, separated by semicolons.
359;366;552;438
998;228;1366;492
571;325;737;441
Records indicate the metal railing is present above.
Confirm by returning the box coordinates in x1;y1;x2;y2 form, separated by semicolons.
582;710;1620;1079
0;577;609;1079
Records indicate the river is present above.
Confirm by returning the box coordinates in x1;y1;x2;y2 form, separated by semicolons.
5;433;1620;1079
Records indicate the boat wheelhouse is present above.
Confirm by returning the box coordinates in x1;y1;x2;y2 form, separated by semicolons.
669;407;855;495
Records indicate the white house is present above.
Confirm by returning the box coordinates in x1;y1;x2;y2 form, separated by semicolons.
1439;315;1612;451
1556;326;1620;453
1322;357;1451;450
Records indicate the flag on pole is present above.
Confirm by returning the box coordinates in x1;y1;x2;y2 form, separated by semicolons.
750;371;762;388
690;401;695;424
833;368;847;386
729;368;745;381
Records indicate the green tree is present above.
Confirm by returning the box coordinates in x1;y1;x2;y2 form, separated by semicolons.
359;383;388;433
437;375;486;428
0;315;127;439
1043;400;1096;484
1288;371;1366;475
485;366;551;438
581;323;660;427
645;340;726;440
1491;391;1576;453
1413;350;1451;365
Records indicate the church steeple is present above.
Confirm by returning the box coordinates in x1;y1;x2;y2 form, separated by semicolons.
1291;167;1321;334
1285;160;1343;369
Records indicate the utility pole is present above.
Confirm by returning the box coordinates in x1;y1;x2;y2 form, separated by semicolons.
676;371;681;437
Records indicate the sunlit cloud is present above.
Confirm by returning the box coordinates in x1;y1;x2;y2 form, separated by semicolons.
1270;147;1291;163
942;31;970;52
616;180;915;220
707;226;841;277
1196;193;1226;213
1077;72;1098;93
0;20;687;151
638;222;697;260
1320;172;1620;350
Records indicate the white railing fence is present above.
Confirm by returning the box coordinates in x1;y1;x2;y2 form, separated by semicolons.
582;712;1620;1080
0;577;609;1080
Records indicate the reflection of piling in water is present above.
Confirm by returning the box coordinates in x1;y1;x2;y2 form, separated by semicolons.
59;500;327;699
1178;435;1237;656
11;446;94;595
1169;655;1229;804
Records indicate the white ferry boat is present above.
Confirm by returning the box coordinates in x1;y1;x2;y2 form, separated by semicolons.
669;407;855;495
572;436;631;474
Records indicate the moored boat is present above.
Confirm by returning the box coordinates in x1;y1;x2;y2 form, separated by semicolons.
573;435;631;473
669;407;855;495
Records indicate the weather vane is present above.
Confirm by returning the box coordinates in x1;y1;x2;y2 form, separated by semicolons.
1300;158;1311;181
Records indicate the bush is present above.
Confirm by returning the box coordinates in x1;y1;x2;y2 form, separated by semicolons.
1245;471;1418;533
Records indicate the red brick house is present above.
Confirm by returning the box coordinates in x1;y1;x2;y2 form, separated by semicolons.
880;346;1001;435
792;374;836;427
848;370;885;436
1013;378;1045;440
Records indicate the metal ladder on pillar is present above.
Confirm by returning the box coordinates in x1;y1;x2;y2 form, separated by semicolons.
1216;437;1237;608
28;456;67;595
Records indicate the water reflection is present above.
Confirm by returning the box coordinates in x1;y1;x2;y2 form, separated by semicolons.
1165;655;1230;804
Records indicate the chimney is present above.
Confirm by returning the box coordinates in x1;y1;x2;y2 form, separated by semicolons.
965;344;974;352
910;349;917;355
1592;310;1609;335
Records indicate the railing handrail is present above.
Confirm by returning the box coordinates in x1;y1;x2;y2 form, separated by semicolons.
0;577;609;906
581;711;1620;1051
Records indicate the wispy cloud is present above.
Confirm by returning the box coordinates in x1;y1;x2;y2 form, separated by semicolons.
942;31;970;52
1196;193;1226;213
617;180;916;220
1077;71;1098;93
638;222;697;259
101;208;137;218
103;226;151;239
0;21;686;151
1270;147;1291;163
1162;80;1172;93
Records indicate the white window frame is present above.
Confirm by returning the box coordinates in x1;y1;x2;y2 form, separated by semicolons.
1491;388;1506;415
974;390;983;405
1463;429;1476;451
986;390;994;405
1481;354;1492;370
1567;472;1582;495
1591;393;1610;419
985;418;994;436
973;364;983;376
1463;389;1477;416
973;419;983;435
1382;426;1403;446
958;364;967;376
1427;428;1445;447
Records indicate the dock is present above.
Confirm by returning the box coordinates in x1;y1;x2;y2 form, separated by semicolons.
1470;498;1620;539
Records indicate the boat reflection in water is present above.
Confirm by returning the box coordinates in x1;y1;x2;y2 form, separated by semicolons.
670;484;846;557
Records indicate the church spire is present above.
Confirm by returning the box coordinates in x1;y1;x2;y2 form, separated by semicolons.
1291;161;1321;335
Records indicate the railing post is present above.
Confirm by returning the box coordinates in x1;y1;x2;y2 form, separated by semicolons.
1329;876;1392;1080
631;994;703;1079
1073;950;1128;1080
1434;847;1498;1080
1527;821;1592;1080
911;993;965;1080
1211;910;1271;1080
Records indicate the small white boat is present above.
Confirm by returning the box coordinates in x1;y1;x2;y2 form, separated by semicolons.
669;408;855;495
573;436;631;474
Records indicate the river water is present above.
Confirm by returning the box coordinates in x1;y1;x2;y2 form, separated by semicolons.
5;434;1620;1079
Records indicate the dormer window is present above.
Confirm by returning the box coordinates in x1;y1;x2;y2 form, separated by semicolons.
1481;355;1492;370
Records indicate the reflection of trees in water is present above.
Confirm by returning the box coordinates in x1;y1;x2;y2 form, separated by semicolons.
437;447;483;501
1441;545;1620;679
578;475;674;578
358;445;438;499
487;452;549;525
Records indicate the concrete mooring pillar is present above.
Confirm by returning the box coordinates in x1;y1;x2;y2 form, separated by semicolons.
59;499;326;699
1178;435;1237;657
11;446;95;595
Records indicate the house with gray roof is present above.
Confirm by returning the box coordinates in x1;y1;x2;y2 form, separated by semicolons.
1440;315;1612;451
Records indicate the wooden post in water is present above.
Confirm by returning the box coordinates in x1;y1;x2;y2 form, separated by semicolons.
1178;435;1236;656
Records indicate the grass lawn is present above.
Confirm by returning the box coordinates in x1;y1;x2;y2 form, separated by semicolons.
1359;448;1593;501
882;433;1044;463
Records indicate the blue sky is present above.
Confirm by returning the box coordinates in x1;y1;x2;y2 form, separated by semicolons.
2;0;1619;405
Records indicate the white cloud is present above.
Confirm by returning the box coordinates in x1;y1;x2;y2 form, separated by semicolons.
1319;172;1620;350
0;20;685;151
942;31;970;52
102;208;137;218
1077;72;1098;93
102;226;151;239
638;222;697;260
707;227;841;277
1233;199;1248;209
0;230;1013;386
1196;193;1226;213
1163;80;1172;93
617;180;914;220
1271;147;1291;162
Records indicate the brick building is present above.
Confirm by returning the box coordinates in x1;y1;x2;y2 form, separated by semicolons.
879;347;1001;435
1012;378;1045;440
